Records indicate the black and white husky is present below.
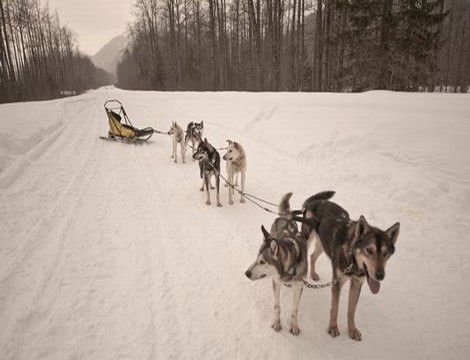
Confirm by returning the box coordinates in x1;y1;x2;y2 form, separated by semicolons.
192;138;222;207
245;193;308;335
185;121;204;156
167;121;186;163
222;140;247;205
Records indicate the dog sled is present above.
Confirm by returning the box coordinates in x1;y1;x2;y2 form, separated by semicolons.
101;100;157;143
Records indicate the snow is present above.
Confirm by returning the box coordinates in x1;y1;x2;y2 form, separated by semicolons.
1;87;469;359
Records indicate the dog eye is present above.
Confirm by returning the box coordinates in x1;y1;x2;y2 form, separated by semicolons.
366;248;375;256
259;259;266;265
229;150;232;153
382;251;389;258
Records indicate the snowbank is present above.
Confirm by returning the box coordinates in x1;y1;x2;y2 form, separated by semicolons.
0;99;64;171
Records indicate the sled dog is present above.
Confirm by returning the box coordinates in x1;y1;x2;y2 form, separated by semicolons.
185;121;204;156
245;193;309;335
168;121;186;163
192;138;222;207
301;192;400;341
222;140;247;205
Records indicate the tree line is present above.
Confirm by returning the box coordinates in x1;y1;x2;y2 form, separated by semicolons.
439;0;470;92
0;0;112;103
118;0;469;92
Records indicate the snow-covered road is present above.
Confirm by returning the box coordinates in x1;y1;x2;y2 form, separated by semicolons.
1;88;469;359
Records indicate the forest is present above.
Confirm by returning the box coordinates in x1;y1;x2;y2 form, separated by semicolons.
0;0;112;103
117;0;469;92
1;0;469;103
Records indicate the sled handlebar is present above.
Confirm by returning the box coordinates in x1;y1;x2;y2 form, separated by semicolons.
104;99;123;110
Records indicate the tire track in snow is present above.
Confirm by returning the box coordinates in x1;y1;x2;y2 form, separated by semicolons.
132;144;191;359
0;98;103;357
2;95;157;359
133;142;222;358
11;132;169;359
0;98;99;284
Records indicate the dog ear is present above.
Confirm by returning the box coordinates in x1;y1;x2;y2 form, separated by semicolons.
261;225;270;240
356;215;370;237
201;121;204;127
385;222;400;245
226;139;232;144
270;239;279;255
204;138;208;144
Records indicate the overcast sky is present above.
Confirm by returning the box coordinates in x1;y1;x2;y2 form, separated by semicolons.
47;0;133;55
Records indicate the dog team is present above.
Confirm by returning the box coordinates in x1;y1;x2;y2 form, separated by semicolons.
167;120;400;342
167;120;247;207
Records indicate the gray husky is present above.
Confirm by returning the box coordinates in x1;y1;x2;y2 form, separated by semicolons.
185;121;204;157
245;193;308;336
168;121;186;163
301;191;400;341
222;140;247;205
192;138;222;207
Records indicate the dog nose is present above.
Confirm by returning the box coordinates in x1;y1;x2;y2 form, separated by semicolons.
375;269;385;281
245;270;252;279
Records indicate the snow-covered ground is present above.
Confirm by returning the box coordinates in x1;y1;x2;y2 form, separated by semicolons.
1;87;469;359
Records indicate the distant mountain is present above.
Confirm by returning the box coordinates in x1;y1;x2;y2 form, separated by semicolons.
91;35;128;79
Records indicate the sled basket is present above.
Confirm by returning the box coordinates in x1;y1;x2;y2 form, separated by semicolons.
104;99;154;142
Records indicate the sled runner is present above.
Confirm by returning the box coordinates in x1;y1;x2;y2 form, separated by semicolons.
102;99;155;143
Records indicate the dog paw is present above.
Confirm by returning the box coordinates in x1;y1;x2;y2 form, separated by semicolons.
205;200;211;205
289;325;300;336
328;325;340;338
210;185;215;189
281;276;293;282
217;202;222;207
229;200;234;205
240;198;245;203
200;187;204;192
271;321;282;332
348;327;362;341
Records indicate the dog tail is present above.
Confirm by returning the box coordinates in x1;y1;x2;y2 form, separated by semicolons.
302;191;335;209
279;192;293;217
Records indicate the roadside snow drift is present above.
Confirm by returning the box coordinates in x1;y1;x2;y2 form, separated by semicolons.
1;88;469;359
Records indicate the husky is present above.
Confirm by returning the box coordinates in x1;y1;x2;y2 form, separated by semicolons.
245;193;310;336
192;138;222;207
185;121;204;156
167;121;187;163
222;140;247;205
301;192;400;341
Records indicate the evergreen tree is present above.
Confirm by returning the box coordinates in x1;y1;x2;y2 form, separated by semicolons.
341;0;446;91
390;0;447;90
